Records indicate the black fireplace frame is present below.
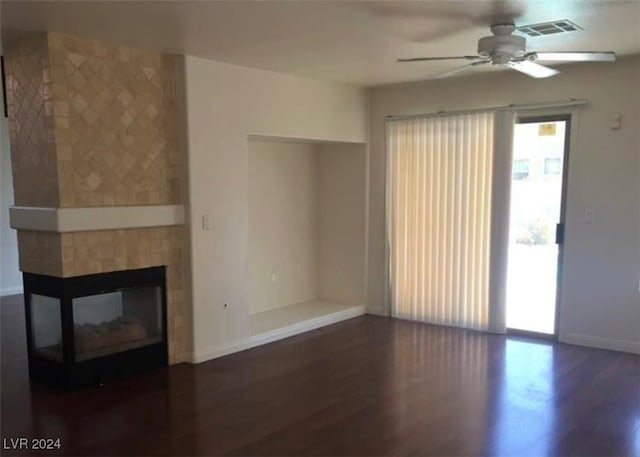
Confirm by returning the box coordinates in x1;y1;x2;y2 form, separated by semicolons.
23;266;168;389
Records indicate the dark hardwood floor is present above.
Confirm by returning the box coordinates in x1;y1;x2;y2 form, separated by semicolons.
1;294;639;457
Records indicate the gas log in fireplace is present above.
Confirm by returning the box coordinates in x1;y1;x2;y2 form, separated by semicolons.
23;266;168;389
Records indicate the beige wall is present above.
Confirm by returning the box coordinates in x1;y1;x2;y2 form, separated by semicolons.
368;57;640;353
183;56;368;360
316;143;366;306
248;139;318;313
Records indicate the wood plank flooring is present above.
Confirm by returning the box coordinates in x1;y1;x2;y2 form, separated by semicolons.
1;294;639;456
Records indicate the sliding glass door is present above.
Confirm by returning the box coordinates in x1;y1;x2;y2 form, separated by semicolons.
506;117;570;335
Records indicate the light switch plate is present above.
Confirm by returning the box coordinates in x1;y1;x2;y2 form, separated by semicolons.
202;214;211;230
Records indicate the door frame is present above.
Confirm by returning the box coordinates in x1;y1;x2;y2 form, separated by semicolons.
506;113;572;340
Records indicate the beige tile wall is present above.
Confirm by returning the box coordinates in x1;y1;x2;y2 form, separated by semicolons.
6;32;182;208
7;33;187;364
17;230;63;276
47;33;181;207
5;33;60;207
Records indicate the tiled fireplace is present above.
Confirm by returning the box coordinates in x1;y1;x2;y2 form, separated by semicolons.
5;32;188;384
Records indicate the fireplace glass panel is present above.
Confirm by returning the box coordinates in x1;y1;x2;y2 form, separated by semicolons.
72;286;162;361
30;294;63;362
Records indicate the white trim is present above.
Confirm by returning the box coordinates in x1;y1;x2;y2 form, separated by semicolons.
366;307;387;317
249;304;365;347
187;339;255;364
363;97;371;323
9;205;184;233
386;99;588;121
187;305;366;364
0;286;23;297
561;332;640;354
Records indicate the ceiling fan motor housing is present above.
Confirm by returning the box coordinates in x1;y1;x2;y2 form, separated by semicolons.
477;34;527;64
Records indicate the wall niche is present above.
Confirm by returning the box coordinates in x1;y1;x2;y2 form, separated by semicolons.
248;136;366;335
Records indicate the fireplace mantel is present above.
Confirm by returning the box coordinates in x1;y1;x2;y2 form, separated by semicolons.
10;205;184;233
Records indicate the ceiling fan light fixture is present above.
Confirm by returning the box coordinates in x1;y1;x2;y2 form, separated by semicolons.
477;34;526;59
492;54;512;65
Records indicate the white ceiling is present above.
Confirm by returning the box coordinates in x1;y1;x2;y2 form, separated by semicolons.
2;0;640;87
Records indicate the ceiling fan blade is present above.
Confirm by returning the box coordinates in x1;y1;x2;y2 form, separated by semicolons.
532;51;616;62
397;55;481;62
472;0;526;26
435;60;490;79
507;60;560;78
364;0;525;29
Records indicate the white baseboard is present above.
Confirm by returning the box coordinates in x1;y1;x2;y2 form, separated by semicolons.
366;307;388;317
561;332;640;354
188;339;254;364
186;305;366;364
0;286;23;297
249;304;366;348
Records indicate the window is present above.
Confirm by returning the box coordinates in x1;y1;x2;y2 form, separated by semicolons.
544;158;562;175
513;159;530;180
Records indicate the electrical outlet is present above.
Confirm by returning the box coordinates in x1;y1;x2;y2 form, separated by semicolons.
585;208;595;223
610;112;621;130
270;272;277;284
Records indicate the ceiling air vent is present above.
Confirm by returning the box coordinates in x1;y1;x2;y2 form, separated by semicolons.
516;20;582;37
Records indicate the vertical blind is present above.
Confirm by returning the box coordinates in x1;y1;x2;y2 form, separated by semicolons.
386;112;495;331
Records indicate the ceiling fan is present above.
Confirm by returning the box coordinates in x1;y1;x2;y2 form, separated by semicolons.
398;22;616;79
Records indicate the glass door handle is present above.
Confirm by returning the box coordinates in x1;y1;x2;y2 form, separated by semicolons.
555;223;564;244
